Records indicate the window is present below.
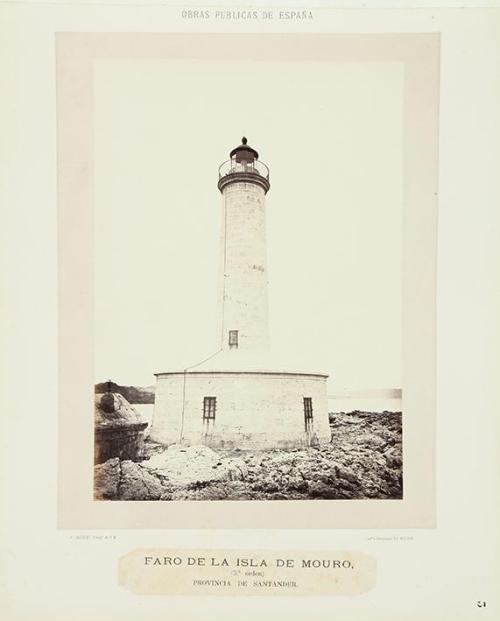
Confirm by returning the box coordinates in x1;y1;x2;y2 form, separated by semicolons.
304;397;313;431
203;397;216;421
229;330;239;349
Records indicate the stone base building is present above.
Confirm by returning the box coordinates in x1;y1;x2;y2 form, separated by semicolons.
150;353;330;449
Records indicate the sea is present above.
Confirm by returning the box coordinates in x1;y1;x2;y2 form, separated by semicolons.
133;395;402;432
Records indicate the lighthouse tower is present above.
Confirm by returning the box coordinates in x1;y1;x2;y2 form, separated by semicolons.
217;137;270;354
150;138;331;449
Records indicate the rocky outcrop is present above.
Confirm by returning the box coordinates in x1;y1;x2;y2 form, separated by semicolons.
93;412;402;500
143;445;248;488
94;458;164;500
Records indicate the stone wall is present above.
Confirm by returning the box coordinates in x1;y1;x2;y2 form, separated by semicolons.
95;423;148;465
150;371;330;449
94;392;148;464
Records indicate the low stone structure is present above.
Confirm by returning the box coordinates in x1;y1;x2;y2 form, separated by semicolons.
94;391;148;464
151;367;330;449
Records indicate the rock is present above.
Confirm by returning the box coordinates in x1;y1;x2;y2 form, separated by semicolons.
335;466;359;484
268;492;289;500
94;457;165;500
252;476;279;493
143;444;230;487
285;478;309;493
118;460;164;500
95;411;402;501
94;458;120;499
385;454;402;469
171;482;228;501
308;481;339;499
220;457;249;481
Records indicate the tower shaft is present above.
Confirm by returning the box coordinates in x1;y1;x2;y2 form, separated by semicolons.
218;181;269;352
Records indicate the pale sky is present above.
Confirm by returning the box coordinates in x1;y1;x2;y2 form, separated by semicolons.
94;59;403;390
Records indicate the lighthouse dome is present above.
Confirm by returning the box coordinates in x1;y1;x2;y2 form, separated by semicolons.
230;136;259;162
218;137;270;194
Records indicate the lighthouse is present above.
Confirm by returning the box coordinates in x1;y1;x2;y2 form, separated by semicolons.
217;137;270;353
150;138;331;449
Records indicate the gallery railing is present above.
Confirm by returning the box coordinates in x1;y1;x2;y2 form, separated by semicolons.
218;159;270;181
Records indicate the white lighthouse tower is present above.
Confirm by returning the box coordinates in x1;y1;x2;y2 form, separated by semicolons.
217;137;270;354
150;138;331;449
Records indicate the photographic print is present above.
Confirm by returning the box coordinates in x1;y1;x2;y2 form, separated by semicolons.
92;54;404;502
57;33;438;528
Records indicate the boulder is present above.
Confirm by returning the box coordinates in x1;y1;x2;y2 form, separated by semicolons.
118;460;164;500
308;481;340;499
335;466;359;484
94;457;164;500
143;444;230;487
94;457;120;499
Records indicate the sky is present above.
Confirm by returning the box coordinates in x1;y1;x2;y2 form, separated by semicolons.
94;58;403;391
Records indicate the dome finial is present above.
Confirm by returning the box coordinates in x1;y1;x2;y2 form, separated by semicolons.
228;137;260;163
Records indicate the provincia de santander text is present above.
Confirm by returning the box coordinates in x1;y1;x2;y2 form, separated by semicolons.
181;9;314;20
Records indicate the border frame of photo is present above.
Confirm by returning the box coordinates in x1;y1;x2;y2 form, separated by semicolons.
57;32;438;529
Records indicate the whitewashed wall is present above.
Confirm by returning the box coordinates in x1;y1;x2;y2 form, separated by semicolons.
150;371;330;449
217;182;269;352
